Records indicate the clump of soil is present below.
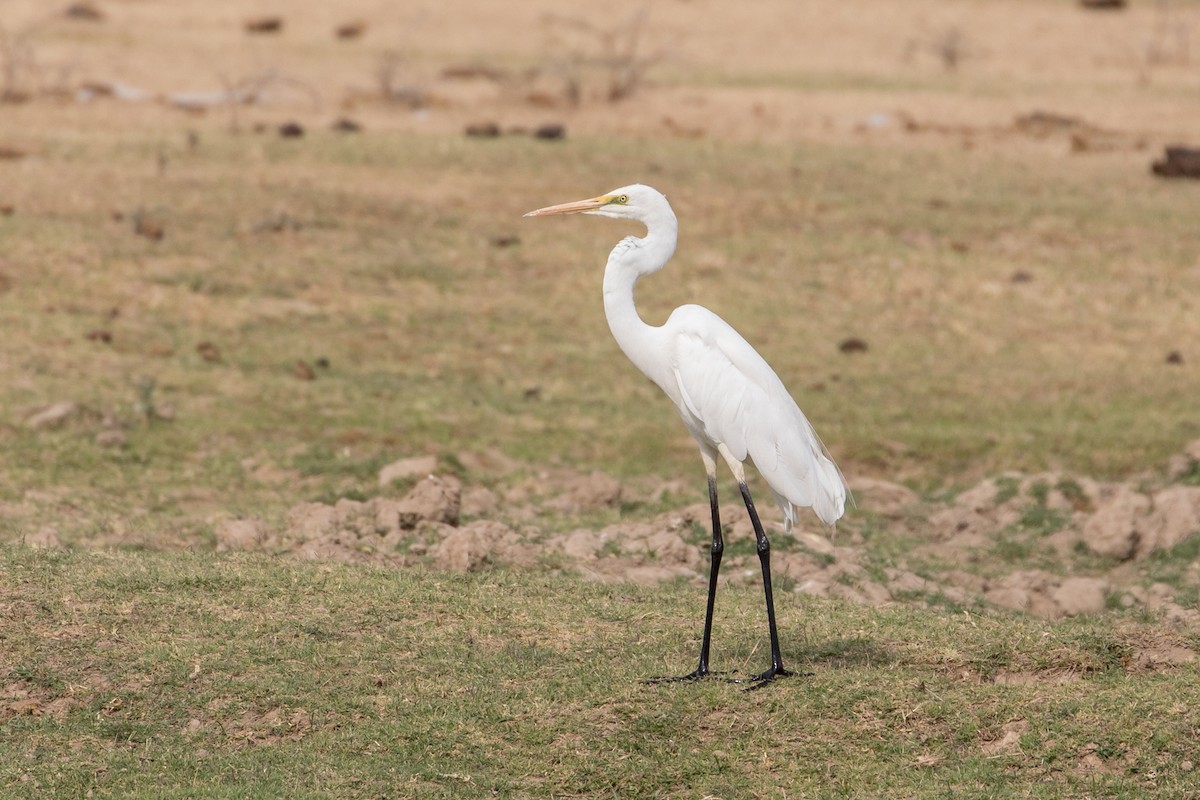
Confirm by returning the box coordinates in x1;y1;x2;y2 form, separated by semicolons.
1151;146;1200;179
208;439;1200;628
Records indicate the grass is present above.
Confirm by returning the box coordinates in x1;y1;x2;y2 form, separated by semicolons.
2;547;1199;799
2;127;1198;544
2;6;1199;795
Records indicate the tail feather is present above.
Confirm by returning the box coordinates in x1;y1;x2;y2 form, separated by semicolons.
769;450;845;531
810;452;847;526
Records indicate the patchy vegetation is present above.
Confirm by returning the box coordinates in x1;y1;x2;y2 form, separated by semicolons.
3;549;1199;798
0;0;1198;795
185;440;1200;627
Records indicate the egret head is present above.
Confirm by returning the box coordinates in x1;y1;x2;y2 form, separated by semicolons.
524;183;672;224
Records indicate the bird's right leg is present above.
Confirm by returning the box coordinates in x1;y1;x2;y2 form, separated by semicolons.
646;450;723;684
694;460;725;676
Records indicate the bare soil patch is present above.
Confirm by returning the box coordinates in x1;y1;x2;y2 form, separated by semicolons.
187;439;1200;632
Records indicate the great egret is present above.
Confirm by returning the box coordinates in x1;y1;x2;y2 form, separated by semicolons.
525;184;846;688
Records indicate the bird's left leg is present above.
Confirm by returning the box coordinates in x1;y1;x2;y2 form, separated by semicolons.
719;445;793;690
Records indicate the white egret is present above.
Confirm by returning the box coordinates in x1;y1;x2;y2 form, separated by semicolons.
525;184;846;688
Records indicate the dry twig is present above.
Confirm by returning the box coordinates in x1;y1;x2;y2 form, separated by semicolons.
538;6;666;105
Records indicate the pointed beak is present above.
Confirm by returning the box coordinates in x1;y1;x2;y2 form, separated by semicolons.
523;195;609;218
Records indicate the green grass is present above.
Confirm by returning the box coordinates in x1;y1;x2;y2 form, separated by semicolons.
2;547;1199;799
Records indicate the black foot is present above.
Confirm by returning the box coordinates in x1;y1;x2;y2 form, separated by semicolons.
644;668;733;685
743;665;794;691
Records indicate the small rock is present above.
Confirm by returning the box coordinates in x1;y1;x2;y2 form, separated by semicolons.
64;2;105;21
335;21;366;39
196;341;222;362
245;16;283;34
132;211;164;241
838;337;868;354
279;122;305;138
534;123;566;140
1165;350;1183;365
1151;145;1200;179
465;122;501;138
25;401;78;430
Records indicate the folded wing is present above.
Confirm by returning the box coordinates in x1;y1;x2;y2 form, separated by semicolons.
668;305;846;528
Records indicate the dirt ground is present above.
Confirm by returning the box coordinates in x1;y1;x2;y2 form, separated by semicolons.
3;0;1200;630
198;439;1200;637
2;0;1197;145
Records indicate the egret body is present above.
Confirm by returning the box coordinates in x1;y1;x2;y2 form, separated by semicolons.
525;184;846;687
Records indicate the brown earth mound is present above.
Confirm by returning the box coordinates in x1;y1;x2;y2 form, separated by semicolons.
211;440;1200;628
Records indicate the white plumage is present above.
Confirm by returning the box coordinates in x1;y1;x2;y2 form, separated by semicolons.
665;304;846;529
525;183;846;687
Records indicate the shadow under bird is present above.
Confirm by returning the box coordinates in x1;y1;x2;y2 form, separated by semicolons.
525;184;847;689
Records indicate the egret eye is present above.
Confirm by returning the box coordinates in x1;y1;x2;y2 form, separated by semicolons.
615;195;629;204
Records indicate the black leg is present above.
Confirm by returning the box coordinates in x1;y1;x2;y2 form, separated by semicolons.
738;482;793;689
695;473;725;675
646;474;724;684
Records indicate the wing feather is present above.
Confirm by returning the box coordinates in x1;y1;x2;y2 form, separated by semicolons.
667;305;846;528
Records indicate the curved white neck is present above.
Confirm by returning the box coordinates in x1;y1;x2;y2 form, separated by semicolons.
601;218;678;388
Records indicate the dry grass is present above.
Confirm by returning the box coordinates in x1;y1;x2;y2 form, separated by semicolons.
2;126;1196;547
0;1;1198;795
